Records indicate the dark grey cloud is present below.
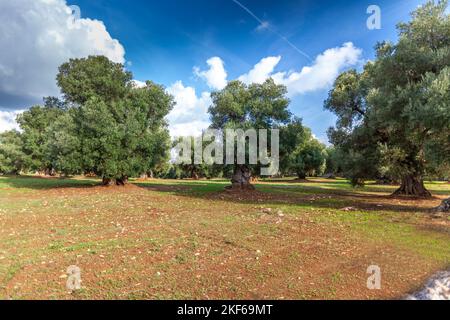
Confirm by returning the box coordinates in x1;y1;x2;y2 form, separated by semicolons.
0;92;41;110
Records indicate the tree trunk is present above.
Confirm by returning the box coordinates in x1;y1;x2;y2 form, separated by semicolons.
102;177;115;186
227;165;255;190
102;176;128;186
116;176;128;186
297;172;306;180
191;168;199;180
393;175;431;197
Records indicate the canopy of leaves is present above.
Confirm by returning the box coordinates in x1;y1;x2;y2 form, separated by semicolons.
0;130;27;174
209;79;291;130
279;120;327;179
208;79;291;179
16;99;65;173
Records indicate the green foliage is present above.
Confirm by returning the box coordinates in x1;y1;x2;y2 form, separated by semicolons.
57;55;132;105
57;57;174;182
209;79;291;130
16;100;65;173
291;138;327;179
161;164;184;179
209;79;291;180
324;147;345;176
43;110;82;176
171;135;226;179
173;136;208;179
278;117;308;175
278;117;327;179
0;130;27;174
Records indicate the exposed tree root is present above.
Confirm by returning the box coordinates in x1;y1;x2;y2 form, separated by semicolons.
392;175;432;198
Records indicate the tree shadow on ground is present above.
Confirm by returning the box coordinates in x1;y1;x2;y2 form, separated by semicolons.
0;175;100;190
134;180;447;214
1;175;446;214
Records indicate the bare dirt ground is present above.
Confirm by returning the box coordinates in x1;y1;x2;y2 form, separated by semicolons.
0;177;449;300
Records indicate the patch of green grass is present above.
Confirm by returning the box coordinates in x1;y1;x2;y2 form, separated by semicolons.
315;210;450;262
134;179;228;195
2;262;24;286
331;271;343;284
48;241;65;251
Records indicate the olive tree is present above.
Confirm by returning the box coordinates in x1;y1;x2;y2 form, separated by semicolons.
326;1;450;199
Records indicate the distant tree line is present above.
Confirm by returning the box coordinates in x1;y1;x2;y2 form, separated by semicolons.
164;115;330;183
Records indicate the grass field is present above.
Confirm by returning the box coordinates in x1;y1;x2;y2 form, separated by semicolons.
0;175;449;300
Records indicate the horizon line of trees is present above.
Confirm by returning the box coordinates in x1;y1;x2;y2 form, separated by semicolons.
0;57;329;185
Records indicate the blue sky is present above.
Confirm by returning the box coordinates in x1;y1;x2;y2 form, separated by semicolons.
72;0;420;81
0;0;428;142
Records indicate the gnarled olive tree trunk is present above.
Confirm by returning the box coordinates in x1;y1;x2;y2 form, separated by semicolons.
227;165;255;190
393;175;431;197
102;176;128;186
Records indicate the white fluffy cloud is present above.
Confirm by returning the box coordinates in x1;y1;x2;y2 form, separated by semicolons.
238;56;281;85
131;80;147;88
169;120;211;139
272;42;362;96
194;57;228;90
0;110;23;133
166;81;211;138
170;44;361;138
0;0;125;109
235;43;362;97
